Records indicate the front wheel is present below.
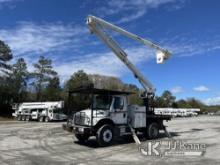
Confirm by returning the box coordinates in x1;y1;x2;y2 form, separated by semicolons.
96;124;114;147
75;134;89;143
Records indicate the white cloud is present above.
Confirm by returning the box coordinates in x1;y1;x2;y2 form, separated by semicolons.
0;0;16;3
0;22;87;56
97;0;186;23
0;0;22;9
0;21;91;79
4;21;219;84
1;9;219;84
0;20;159;83
161;33;220;57
170;86;183;94
55;46;155;83
193;85;209;92
203;97;220;106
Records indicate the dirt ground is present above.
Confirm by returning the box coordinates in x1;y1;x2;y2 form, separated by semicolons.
0;115;220;165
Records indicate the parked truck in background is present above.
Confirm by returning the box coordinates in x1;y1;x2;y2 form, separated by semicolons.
12;101;67;122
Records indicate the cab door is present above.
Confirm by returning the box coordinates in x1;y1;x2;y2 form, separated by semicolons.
110;96;127;124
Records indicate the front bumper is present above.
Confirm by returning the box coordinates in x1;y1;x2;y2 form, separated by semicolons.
73;125;93;135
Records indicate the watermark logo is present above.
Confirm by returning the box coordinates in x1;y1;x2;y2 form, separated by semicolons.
139;141;161;156
139;140;206;157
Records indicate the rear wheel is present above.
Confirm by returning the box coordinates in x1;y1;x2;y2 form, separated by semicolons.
17;115;21;121
75;134;89;143
45;117;50;122
25;115;31;121
39;116;44;122
146;122;159;139
96;124;114;146
21;115;26;121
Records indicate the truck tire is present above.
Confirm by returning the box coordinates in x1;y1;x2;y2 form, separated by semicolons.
45;117;50;122
25;115;31;121
66;118;73;131
17;115;21;121
96;124;114;146
21;115;26;121
75;134;89;143
146;122;159;139
39;116;44;122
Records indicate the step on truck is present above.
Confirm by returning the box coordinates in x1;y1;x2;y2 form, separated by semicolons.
69;15;172;146
12;101;67;122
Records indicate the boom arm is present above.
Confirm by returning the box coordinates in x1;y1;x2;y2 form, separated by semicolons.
87;15;171;96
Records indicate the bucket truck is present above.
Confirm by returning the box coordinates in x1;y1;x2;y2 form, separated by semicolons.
13;101;67;122
71;15;172;146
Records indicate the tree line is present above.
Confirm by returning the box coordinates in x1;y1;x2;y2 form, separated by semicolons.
0;40;218;116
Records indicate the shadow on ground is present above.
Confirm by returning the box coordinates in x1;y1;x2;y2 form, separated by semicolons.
73;131;180;148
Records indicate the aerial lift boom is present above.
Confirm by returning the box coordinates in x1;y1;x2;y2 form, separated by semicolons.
86;15;171;97
68;15;172;146
86;15;172;144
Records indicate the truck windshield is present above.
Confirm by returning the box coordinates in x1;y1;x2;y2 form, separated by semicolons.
93;95;112;110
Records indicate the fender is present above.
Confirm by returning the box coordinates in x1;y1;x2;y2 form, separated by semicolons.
94;118;115;130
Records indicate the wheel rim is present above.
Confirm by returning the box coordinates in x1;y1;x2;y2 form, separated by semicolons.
103;129;112;142
151;126;158;138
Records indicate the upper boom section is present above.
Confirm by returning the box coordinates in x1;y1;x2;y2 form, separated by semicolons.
87;15;171;64
86;15;171;96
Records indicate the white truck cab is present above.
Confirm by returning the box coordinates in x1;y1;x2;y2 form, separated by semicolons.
74;94;128;126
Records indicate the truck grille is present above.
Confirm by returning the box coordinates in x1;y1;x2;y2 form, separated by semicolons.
74;112;89;126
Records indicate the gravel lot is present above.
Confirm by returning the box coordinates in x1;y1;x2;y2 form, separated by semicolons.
0;115;220;165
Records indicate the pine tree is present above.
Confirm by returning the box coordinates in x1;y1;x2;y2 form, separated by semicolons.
32;56;57;101
10;58;29;102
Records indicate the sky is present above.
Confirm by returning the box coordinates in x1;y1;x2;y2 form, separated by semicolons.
0;0;220;105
